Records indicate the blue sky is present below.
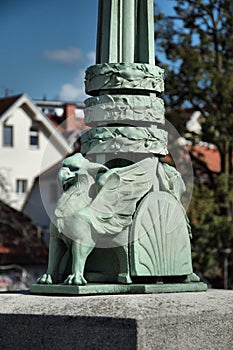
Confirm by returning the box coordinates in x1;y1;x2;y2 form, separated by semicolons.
0;0;175;102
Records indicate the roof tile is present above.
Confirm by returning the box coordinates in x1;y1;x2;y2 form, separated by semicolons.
0;94;23;116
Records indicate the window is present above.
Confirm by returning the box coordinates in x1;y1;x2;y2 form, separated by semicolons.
3;125;13;147
16;179;27;194
29;127;39;148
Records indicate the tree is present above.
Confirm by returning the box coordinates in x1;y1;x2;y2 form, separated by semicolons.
154;0;233;287
0;172;11;204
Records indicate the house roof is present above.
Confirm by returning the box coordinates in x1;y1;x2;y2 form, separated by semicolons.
34;99;85;109
164;143;223;175
0;93;73;155
0;94;23;115
190;145;221;173
0;200;48;265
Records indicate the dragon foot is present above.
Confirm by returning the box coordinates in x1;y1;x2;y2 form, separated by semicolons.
37;274;53;285
64;273;87;285
185;273;200;283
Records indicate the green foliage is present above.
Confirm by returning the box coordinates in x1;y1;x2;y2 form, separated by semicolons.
155;0;233;148
188;180;233;284
155;0;233;287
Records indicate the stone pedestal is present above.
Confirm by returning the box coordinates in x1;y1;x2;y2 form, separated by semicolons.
31;281;207;295
1;290;232;349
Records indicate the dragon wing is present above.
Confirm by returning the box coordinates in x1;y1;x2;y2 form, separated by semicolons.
78;157;156;234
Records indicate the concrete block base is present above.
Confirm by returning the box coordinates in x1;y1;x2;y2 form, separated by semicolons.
0;289;233;349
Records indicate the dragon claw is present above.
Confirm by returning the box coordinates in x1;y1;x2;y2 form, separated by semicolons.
37;274;53;285
64;273;87;285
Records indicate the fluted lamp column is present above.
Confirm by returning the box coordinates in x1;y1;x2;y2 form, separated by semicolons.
96;0;155;64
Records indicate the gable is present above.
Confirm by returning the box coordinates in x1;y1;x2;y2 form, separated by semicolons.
0;94;23;116
0;94;72;154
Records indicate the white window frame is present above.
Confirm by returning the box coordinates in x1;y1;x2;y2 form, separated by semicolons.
16;179;27;194
29;128;39;149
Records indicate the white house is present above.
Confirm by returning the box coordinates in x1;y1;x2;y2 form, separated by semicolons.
0;94;72;211
23;162;62;244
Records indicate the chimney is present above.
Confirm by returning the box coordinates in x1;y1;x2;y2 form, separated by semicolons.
64;104;76;132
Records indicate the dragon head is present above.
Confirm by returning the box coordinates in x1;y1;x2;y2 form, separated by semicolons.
58;153;108;191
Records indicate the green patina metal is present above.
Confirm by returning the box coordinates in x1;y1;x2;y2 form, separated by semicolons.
33;0;207;294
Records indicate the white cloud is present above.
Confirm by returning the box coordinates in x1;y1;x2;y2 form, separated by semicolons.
58;82;86;102
57;51;96;102
86;51;96;64
57;70;87;102
44;47;84;64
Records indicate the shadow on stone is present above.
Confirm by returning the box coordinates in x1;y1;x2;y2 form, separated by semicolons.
0;289;30;295
0;314;137;350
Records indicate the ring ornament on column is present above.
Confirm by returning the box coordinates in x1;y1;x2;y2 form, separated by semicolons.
80;126;168;155
84;94;165;125
85;63;165;96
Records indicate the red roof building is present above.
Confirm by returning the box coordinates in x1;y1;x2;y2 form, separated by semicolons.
190;145;221;173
